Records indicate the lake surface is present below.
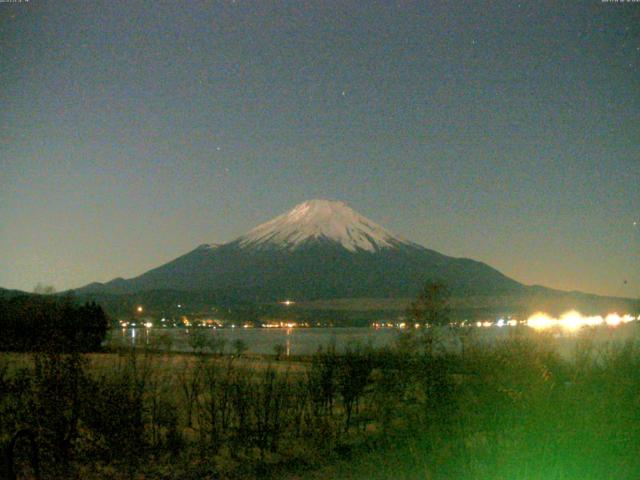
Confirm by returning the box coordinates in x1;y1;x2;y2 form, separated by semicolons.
112;327;400;356
110;323;640;358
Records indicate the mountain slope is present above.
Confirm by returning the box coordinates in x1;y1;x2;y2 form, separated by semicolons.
77;199;524;300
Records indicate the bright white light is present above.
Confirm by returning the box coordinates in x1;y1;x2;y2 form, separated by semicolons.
560;311;583;331
583;315;604;327
605;313;622;327
527;312;555;330
526;310;636;331
144;322;153;328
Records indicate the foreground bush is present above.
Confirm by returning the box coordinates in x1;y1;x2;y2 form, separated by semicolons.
1;329;639;479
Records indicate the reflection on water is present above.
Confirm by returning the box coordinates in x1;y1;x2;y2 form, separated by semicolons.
122;326;150;346
115;326;398;356
111;323;639;358
285;328;291;357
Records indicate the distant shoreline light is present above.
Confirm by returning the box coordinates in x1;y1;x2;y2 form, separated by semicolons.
526;311;637;331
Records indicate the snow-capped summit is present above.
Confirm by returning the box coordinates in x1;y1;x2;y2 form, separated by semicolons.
238;199;410;252
76;198;525;301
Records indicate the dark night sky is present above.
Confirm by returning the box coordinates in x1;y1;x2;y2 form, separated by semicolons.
1;1;638;297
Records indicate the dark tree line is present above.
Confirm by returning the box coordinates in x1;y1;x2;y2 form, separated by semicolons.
0;295;109;352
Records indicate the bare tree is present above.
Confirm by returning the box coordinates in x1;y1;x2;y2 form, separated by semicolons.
178;359;203;428
408;280;451;328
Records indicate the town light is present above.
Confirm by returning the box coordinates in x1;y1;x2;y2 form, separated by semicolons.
526;311;637;331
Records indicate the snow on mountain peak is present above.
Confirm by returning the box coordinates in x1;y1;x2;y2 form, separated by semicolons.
238;199;409;252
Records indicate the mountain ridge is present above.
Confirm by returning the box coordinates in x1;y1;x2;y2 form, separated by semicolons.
72;199;636;315
74;199;524;300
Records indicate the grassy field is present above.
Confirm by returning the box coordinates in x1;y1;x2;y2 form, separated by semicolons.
1;326;640;479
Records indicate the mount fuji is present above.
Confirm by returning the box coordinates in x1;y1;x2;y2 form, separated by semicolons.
77;199;525;301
